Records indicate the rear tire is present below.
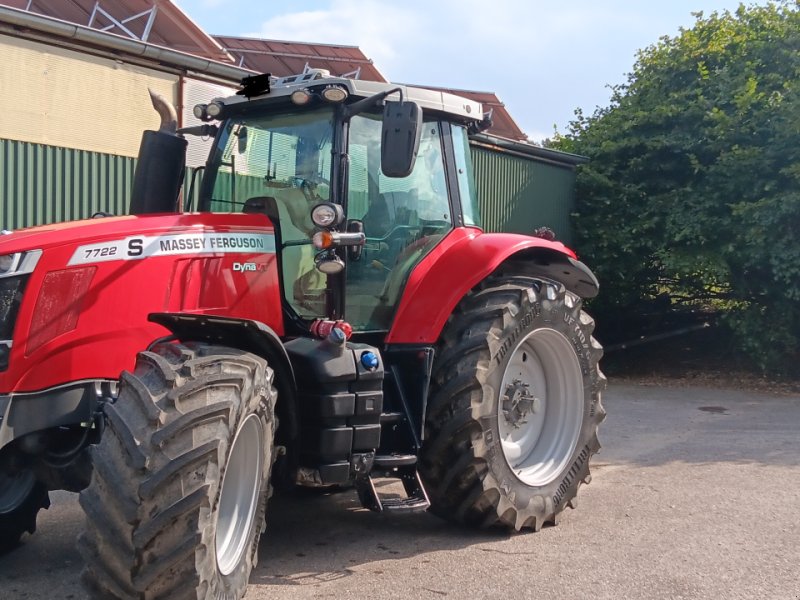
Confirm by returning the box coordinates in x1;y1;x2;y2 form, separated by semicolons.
78;342;277;600
420;275;606;531
0;471;49;552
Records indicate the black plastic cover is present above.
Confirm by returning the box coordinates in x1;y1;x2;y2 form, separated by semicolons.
286;338;385;470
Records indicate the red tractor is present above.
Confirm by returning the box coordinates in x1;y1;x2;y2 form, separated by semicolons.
0;70;605;599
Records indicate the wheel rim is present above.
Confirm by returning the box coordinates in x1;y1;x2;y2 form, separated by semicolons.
215;414;264;576
0;470;36;514
498;327;583;487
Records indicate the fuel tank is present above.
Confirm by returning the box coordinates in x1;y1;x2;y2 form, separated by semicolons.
0;212;282;393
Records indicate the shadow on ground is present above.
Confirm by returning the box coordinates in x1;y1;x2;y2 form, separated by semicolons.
252;486;512;588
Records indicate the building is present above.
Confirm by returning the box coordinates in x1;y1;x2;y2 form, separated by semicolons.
0;0;584;241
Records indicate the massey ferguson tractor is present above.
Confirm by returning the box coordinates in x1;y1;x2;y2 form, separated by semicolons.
0;69;605;599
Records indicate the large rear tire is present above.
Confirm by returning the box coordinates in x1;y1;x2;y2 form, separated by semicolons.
419;275;606;531
78;342;277;600
0;471;49;552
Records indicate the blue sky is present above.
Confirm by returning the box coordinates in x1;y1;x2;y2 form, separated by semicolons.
175;0;748;142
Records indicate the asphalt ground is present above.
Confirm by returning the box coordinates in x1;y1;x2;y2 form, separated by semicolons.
1;383;798;600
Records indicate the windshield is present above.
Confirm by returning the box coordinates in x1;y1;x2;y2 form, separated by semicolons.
199;106;455;330
202;108;335;319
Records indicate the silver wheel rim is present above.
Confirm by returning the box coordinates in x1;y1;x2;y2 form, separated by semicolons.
215;414;264;576
498;327;583;487
0;470;36;514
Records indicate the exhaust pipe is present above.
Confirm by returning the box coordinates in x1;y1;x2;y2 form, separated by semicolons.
148;89;178;134
129;89;187;215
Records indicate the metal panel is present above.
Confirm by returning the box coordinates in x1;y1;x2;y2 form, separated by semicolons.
470;145;575;243
1;138;135;230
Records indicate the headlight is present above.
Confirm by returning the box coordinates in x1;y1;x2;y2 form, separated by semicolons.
0;254;16;274
311;203;344;228
314;253;345;275
206;101;224;117
291;89;313;106
193;103;208;120
321;85;348;103
0;251;40;277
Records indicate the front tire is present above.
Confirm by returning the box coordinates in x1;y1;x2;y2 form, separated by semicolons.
0;471;49;552
420;275;606;531
78;342;277;599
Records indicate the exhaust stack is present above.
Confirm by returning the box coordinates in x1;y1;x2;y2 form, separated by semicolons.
129;89;187;215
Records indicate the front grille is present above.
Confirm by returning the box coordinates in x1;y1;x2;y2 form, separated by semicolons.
0;276;28;372
0;275;28;341
0;250;40;372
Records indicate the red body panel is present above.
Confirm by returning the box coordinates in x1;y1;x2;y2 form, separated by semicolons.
0;213;282;394
386;227;577;344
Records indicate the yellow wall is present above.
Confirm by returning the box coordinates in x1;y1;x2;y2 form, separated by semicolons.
0;34;178;157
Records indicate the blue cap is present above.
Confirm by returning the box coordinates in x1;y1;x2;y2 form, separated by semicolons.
328;327;346;345
360;351;379;370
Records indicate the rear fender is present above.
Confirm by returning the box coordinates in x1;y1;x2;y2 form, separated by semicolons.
385;228;598;344
148;313;298;440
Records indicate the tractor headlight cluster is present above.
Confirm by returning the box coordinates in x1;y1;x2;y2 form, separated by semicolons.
193;100;225;121
309;203;362;275
290;85;349;107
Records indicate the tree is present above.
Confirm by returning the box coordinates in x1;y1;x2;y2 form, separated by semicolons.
550;1;800;372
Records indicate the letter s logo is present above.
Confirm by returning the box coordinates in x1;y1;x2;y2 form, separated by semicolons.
128;239;144;257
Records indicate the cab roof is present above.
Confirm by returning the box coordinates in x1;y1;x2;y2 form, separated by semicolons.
216;69;484;123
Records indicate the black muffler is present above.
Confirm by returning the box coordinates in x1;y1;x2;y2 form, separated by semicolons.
129;90;187;215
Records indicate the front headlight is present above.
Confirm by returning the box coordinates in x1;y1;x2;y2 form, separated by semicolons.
311;203;344;228
0;251;40;278
0;254;18;274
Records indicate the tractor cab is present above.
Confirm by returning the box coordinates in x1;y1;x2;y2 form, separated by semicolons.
187;70;485;334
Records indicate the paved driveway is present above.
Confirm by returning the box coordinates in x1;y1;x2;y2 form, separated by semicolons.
1;383;798;599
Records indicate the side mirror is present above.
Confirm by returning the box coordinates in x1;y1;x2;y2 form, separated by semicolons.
381;101;422;178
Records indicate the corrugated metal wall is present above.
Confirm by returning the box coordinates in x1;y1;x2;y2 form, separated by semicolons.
1;138;578;240
471;145;575;243
0;139;135;231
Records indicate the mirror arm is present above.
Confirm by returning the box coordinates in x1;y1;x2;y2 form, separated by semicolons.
343;87;404;119
177;124;219;137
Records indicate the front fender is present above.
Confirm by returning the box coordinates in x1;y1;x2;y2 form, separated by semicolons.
386;228;598;344
148;313;298;439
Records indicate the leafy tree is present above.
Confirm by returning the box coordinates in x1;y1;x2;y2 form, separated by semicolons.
550;1;800;372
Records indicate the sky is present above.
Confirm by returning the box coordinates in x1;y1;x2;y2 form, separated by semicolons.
175;0;749;142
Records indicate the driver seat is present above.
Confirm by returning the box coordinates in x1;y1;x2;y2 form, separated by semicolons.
243;196;282;245
362;194;390;237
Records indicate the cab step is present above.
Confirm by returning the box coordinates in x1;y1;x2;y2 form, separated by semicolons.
356;466;430;513
373;453;417;468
